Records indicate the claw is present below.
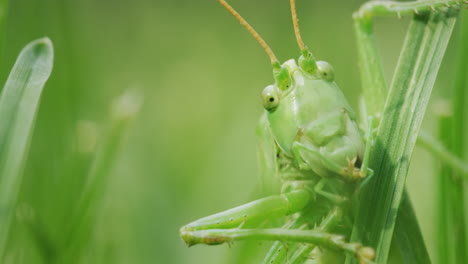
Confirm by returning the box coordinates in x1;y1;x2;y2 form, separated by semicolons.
342;156;365;180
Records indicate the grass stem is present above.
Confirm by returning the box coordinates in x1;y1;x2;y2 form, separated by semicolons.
350;9;458;263
437;11;468;264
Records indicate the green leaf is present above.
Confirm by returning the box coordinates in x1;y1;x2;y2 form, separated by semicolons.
392;191;431;264
351;9;458;263
0;38;53;258
437;11;468;264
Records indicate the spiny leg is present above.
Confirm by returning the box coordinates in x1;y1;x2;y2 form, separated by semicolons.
291;142;363;181
287;207;344;264
262;217;308;264
180;189;372;263
291;141;341;175
292;109;366;181
180;189;310;246
187;228;375;264
262;206;341;264
313;179;349;204
262;236;293;264
256;114;308;264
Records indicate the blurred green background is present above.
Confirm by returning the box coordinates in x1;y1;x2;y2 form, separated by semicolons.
3;0;464;263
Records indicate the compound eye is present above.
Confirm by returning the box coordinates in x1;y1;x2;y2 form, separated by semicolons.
316;61;335;81
262;85;280;112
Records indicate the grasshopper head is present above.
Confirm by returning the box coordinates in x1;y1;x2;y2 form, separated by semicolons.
262;60;335;111
215;0;346;157
261;59;341;155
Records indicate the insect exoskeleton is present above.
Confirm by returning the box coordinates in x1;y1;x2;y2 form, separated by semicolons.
180;1;378;263
262;59;365;180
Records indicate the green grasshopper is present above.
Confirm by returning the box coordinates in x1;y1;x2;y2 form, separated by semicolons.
180;0;466;263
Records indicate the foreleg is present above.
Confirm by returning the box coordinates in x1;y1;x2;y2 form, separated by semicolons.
180;190;310;246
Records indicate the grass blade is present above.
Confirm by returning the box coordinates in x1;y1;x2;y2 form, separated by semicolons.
437;11;468;264
418;131;468;177
392;191;431;264
61;90;142;263
0;38;53;258
350;9;458;263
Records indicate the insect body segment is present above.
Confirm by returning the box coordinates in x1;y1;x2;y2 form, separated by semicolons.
180;0;378;263
264;60;365;181
180;0;465;263
180;57;372;263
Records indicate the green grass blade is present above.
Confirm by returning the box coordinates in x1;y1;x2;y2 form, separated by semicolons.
437;11;468;264
350;9;458;263
0;38;53;258
353;11;387;118
61;90;142;263
418;130;468;177
392;191;431;264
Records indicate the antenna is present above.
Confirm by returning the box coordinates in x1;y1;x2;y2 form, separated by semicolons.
289;0;317;74
216;0;280;67
290;0;306;52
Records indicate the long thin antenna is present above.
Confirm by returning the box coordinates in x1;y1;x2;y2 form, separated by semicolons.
290;0;306;52
289;0;317;75
216;0;279;66
289;0;307;51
